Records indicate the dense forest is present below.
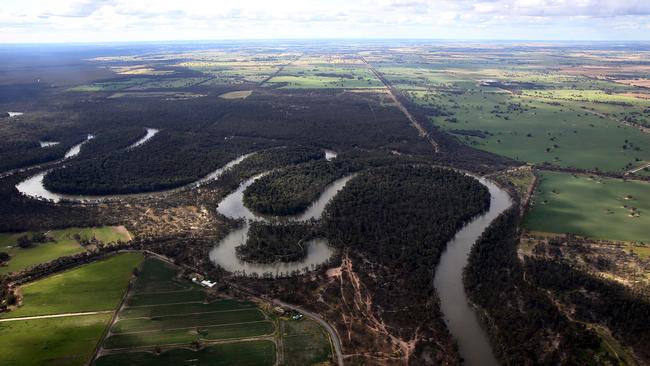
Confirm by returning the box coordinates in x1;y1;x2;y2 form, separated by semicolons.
77;127;147;157
464;209;617;365
525;257;650;363
322;165;491;361
43;131;270;195
215;146;327;192
236;222;318;263
12;88;448;194
0;137;81;172
243;160;348;216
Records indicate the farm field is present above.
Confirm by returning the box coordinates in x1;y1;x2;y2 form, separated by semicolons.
282;318;333;366
97;257;334;365
0;314;112;366
98;258;276;357
95;341;276;366
0;253;142;366
525;171;650;242
267;63;382;89
1;252;143;318
0;226;131;275
431;91;650;172
374;59;650;173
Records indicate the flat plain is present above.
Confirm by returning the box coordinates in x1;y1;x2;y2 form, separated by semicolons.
0;226;131;275
525;171;650;242
0;253;142;365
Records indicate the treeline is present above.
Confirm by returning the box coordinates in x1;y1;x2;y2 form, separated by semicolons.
236;222;317;263
322;165;490;360
243;160;348;216
525;257;650;363
464;208;617;365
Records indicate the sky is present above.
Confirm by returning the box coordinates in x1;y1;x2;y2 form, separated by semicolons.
1;0;650;43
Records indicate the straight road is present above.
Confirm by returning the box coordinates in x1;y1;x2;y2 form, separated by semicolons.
0;310;112;322
360;57;440;153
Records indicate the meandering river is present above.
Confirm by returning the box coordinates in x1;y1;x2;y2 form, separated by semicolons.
128;128;159;149
15;154;252;203
210;173;353;277
64;134;94;159
433;177;512;366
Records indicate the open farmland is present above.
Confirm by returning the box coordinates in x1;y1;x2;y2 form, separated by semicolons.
525;171;650;242
0;226;131;275
96;341;276;366
96;258;333;365
0;314;113;366
374;61;650;173
267;56;383;89
282;317;333;366
1;252;143;318
0;253;142;366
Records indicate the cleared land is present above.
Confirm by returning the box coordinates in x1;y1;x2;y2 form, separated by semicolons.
1;252;143;318
374;58;650;173
219;90;253;99
525;171;650;242
282;318;333;366
0;226;131;275
267;62;382;89
0;314;112;366
0;253;142;366
100;259;275;353
97;258;334;365
96;341;276;366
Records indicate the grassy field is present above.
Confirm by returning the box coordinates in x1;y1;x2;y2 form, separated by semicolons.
376;63;650;173
0;253;142;366
0;226;131;275
0;314;112;366
282;318;333;366
95;341;276;366
525;171;650;242
428;89;650;172
67;78;151;92
1;252;143;318
267;64;382;89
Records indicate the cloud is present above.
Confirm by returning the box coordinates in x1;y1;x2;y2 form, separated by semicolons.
0;0;649;42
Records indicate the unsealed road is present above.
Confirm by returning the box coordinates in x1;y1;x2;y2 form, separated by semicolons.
360;57;440;153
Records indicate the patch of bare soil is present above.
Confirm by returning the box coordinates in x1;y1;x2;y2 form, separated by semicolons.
112;225;132;241
239;251;459;365
614;79;650;88
219;90;253;99
519;233;650;294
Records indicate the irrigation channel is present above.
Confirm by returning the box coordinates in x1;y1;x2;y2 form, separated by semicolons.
433;177;512;366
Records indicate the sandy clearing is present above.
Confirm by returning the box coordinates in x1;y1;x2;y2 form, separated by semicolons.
219;90;252;99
